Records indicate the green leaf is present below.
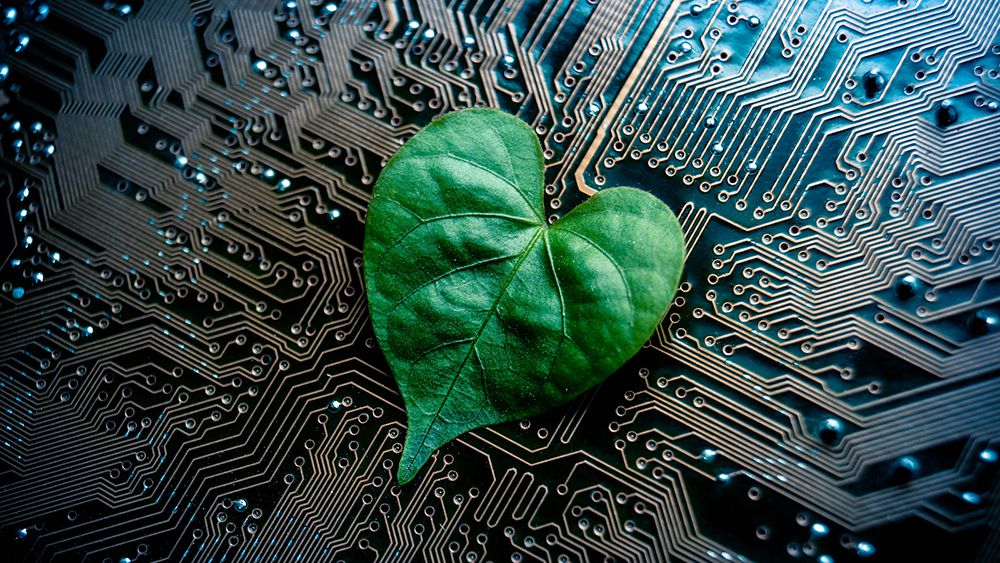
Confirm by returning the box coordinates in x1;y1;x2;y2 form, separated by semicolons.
364;108;685;484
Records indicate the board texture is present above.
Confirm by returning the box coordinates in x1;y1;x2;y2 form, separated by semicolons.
0;0;998;561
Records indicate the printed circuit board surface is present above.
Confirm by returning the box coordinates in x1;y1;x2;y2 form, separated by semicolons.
1;0;998;561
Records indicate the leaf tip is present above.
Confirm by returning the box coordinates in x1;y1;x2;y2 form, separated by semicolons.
396;427;432;485
396;463;418;485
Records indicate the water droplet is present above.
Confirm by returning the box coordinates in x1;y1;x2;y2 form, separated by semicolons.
818;418;843;445
705;116;717;128
234;498;248;512
862;70;884;98
894;274;920;300
892;455;920;483
748;16;761;28
961;491;981;504
969;310;998;336
936;99;958;127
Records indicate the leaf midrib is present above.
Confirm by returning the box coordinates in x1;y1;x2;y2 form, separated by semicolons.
401;226;545;476
400;201;642;476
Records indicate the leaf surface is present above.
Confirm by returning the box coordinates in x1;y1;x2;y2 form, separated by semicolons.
364;109;684;483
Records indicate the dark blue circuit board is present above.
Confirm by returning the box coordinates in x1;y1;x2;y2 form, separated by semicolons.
0;0;998;561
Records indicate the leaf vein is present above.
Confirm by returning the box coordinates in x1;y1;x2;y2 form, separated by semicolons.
384;250;525;326
556;227;635;323
399;228;545;476
373;212;540;277
428;152;542;221
542;231;572;379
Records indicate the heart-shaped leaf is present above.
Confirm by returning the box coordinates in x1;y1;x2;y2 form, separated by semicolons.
365;108;684;483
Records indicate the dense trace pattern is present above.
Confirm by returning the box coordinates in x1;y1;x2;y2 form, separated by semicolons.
0;0;998;561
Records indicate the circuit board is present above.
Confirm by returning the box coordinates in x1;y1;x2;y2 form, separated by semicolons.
1;0;998;561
